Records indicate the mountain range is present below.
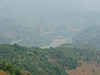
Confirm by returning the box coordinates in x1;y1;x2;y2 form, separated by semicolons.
0;0;100;32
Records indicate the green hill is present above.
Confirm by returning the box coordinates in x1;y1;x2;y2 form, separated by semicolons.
0;44;100;75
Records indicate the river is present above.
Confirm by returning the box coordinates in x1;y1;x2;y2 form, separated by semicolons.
41;37;72;48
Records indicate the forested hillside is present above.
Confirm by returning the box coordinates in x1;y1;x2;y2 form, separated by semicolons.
0;44;100;75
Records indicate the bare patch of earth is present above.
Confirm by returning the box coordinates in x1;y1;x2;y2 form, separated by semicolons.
65;60;100;75
0;69;10;75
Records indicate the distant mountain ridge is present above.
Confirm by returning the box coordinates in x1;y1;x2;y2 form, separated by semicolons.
72;25;100;49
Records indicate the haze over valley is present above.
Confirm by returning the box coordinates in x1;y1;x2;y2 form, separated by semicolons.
0;0;100;47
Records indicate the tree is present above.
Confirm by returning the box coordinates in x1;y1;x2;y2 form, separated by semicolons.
79;62;82;67
15;69;22;75
1;60;6;69
92;68;95;73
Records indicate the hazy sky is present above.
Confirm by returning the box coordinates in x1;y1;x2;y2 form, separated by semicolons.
0;0;100;11
0;0;100;20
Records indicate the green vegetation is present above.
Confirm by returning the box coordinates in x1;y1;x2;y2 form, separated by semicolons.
0;44;100;75
0;60;23;75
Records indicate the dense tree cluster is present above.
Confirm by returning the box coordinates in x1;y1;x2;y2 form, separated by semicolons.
0;60;23;75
